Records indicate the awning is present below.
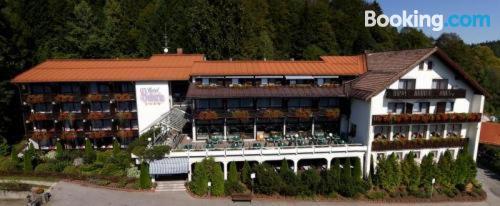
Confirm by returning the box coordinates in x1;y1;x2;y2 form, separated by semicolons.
149;158;189;175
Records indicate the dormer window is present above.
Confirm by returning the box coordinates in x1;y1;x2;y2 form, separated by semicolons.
432;79;448;89
398;79;415;90
418;62;424;70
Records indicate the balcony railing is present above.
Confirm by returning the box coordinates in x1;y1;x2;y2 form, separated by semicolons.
385;89;466;99
372;113;481;125
372;137;468;151
23;92;136;104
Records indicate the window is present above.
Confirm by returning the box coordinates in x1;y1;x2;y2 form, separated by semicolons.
202;78;209;85
61;84;80;94
91;120;112;130
432;79;449;89
317;78;324;86
117;102;137;112
196;99;223;109
413;102;430;113
411;125;427;139
90;102;110;112
430;150;439;160
288;98;312;108
412;151;421;159
63;120;83;131
31;85;51;94
256;98;282;108
62;103;81;113
89;83;110;93
398;79;416;89
393;125;409;140
418;62;424;70
428;61;433;70
388;102;407;114
448;149;455;158
261;78;268;85
318;98;339;108
350;124;357;137
374;126;390;140
376;153;386;160
121;120;138;130
227;98;253;108
33;103;53;113
429;124;445;138
447;124;462;137
120;83;135;93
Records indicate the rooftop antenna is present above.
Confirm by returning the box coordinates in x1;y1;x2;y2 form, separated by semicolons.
163;24;169;54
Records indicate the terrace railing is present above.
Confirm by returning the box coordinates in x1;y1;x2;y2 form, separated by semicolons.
385;89;466;99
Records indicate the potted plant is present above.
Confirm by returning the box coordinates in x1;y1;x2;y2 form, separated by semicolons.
31;131;50;141
61;131;77;140
58;112;75;121
117;130;135;139
29;113;49;121
89;131;108;139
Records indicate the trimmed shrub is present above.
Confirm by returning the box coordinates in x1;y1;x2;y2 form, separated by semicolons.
339;158;357;197
437;151;454;188
190;162;209;195
0;137;9;156
420;153;436;195
209;161;225;196
225;162;244;195
240;161;251;187
0;158;18;172
139;163;151;189
254;163;280;195
279;159;299;196
352;157;362;181
23;143;35;173
55;142;64;160
34;162;56;173
100;163;125;177
126;165;140;178
300;169;321;196
63;165;80;176
83;139;96;164
401;152;420;193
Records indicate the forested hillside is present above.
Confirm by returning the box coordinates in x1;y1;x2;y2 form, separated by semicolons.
0;0;498;141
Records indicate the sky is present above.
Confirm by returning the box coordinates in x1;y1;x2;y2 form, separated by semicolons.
370;0;500;44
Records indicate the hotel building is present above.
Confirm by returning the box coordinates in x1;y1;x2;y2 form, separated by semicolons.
12;47;487;180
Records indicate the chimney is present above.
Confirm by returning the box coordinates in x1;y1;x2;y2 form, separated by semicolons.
177;48;183;54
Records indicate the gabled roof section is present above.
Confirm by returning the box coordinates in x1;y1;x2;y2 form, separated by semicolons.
11;54;204;83
349;47;489;100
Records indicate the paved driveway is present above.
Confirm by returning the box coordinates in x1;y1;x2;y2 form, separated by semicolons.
42;168;500;206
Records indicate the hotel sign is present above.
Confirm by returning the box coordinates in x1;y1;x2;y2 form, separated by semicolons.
139;87;165;106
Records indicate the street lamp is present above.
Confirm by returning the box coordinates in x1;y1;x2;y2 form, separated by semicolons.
208;181;212;198
250;173;256;195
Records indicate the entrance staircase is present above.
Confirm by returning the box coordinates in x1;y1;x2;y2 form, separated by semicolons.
140;107;190;148
155;180;186;192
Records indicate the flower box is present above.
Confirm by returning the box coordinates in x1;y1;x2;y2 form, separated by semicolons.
61;131;78;140
259;109;284;119
372;137;468;151
114;93;133;101
58;112;75;121
86;94;103;101
324;108;341;120
25;95;45;104
292;108;313;119
88;131;111;139
87;112;106;120
196;110;219;120
372;113;482;124
54;94;76;102
31;132;51;140
116;130;136;139
230;110;251;120
115;112;135;120
28;113;50;121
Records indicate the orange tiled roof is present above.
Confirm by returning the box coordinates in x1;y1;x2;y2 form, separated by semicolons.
11;54;204;83
480;122;500;146
191;55;366;76
12;54;366;83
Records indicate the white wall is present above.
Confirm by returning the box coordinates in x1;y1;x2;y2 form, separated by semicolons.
135;81;171;133
373;55;477;115
349;99;372;176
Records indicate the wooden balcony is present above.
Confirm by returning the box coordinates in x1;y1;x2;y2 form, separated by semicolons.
372;113;482;125
372;137;468;151
385;89;466;99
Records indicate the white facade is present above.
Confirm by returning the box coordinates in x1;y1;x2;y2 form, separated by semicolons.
135;81;171;133
350;54;485;176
